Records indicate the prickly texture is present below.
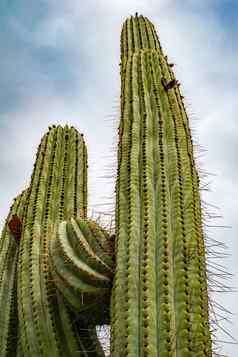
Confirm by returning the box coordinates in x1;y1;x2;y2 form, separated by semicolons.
111;15;212;356
49;217;114;324
0;190;28;357
16;125;104;356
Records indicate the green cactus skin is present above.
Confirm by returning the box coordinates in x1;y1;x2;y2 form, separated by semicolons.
111;15;212;356
49;217;114;324
16;125;104;356
0;190;28;356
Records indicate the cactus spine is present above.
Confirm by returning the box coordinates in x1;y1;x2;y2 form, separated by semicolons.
111;15;212;356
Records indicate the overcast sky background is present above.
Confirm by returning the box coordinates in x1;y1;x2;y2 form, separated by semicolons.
0;1;237;355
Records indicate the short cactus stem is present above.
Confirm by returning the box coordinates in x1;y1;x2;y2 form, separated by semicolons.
49;217;114;325
111;15;212;356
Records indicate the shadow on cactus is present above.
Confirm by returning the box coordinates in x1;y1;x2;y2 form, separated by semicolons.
0;13;232;357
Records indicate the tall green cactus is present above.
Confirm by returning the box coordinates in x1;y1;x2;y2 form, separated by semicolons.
0;13;215;357
16;125;90;356
111;15;212;356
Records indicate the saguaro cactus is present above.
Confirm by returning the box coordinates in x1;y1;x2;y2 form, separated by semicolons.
0;13;214;357
111;15;212;356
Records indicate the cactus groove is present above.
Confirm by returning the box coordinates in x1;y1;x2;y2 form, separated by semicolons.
111;15;212;356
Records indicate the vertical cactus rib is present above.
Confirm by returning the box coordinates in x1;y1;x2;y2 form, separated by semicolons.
0;190;28;357
112;54;133;355
18;128;55;355
111;15;212;356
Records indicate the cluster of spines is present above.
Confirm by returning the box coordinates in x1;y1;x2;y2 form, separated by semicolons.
111;15;212;356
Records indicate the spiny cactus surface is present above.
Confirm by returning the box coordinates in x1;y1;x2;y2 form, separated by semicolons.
111;15;212;356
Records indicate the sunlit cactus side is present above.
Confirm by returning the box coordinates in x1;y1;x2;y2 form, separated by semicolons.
0;190;27;356
111;14;212;356
15;125;109;357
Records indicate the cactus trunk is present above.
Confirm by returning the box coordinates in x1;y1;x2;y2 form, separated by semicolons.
111;15;212;356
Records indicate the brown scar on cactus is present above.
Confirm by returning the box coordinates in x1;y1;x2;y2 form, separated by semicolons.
8;214;22;244
161;77;180;91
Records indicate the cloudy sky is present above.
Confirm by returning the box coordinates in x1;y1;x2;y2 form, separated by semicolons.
0;0;237;355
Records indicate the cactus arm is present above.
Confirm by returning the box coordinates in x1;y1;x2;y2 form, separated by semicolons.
49;218;113;325
111;15;212;356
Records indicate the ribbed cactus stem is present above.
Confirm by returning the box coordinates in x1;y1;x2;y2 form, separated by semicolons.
0;190;28;356
111;15;212;356
17;125;94;356
49;217;114;324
